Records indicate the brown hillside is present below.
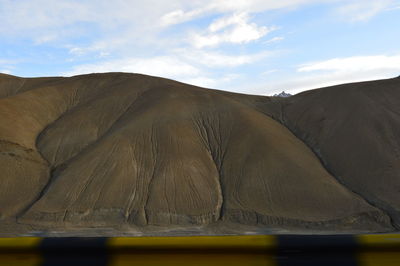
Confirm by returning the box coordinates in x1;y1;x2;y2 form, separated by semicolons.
266;77;400;229
0;73;395;236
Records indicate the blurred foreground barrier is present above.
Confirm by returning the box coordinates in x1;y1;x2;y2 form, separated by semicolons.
0;234;400;265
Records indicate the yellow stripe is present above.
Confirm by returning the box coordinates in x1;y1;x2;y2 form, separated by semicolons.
357;234;400;248
357;251;400;266
108;235;276;249
0;237;41;249
0;238;42;266
0;254;42;266
357;234;400;266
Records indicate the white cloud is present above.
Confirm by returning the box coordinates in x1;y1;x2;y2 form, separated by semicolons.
0;59;18;74
181;73;241;89
67;38;127;57
33;34;59;44
180;76;218;88
0;69;12;74
159;0;312;27
160;8;208;27
0;0;393;41
178;49;273;67
264;37;284;44
164;0;327;22
262;69;278;76
63;50;251;89
0;0;183;42
208;12;247;32
298;55;400;73
262;54;400;95
1;0;397;96
63;49;265;88
335;0;396;21
162;0;396;28
190;12;274;48
63;56;201;78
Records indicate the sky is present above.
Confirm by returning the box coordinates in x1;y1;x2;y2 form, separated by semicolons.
0;0;400;95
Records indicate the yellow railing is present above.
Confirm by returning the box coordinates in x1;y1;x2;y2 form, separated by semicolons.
0;235;400;266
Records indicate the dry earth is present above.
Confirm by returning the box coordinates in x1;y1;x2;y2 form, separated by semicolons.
0;72;398;236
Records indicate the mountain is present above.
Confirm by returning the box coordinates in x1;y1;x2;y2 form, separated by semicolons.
273;91;292;97
264;78;400;229
0;72;397;236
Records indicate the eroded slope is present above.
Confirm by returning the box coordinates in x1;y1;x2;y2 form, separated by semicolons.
268;77;400;228
0;73;393;234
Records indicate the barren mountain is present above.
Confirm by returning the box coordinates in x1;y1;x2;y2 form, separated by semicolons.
0;72;398;236
265;77;400;229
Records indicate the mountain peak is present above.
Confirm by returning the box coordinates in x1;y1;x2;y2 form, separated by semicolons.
273;91;292;97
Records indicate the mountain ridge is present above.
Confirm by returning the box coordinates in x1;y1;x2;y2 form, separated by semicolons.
0;72;398;236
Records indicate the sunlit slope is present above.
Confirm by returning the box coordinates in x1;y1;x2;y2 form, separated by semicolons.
0;73;392;233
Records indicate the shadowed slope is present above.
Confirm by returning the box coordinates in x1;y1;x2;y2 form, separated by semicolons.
269;77;400;228
0;73;394;234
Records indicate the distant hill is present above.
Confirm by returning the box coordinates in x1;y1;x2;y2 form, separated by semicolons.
0;73;398;236
273;91;292;97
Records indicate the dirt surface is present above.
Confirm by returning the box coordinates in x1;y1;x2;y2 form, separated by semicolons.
263;77;400;229
0;72;397;236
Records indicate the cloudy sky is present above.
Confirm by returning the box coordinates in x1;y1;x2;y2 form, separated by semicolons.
0;0;400;95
